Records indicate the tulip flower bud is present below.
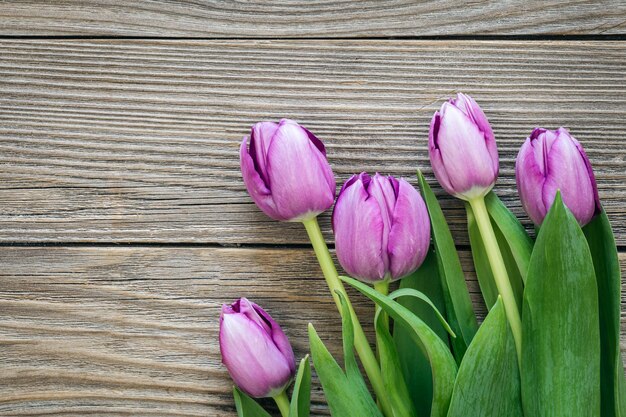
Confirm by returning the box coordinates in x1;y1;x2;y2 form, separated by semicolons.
516;127;600;226
240;119;336;222
332;173;430;282
219;298;296;398
429;93;499;200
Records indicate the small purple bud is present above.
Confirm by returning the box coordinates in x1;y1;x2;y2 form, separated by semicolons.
219;298;296;398
332;173;431;282
240;119;336;221
516;127;600;226
428;93;499;200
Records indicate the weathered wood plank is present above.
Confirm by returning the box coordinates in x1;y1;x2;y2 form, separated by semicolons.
0;1;625;37
0;40;624;245
0;246;624;416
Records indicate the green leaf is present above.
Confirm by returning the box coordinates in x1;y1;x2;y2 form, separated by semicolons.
484;192;533;283
388;288;455;338
522;192;600;417
583;210;626;417
418;171;478;361
233;387;272;417
341;275;457;417
307;293;383;417
447;298;523;417
289;355;311;417
374;309;417;417
393;250;450;417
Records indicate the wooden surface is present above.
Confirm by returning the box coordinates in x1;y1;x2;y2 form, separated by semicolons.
0;3;625;417
1;40;626;245
1;1;626;37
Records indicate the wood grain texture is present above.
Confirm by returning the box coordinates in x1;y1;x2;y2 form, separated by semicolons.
0;1;625;37
0;246;624;416
0;39;625;245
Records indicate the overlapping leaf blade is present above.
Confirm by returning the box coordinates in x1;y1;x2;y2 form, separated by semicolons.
341;275;457;417
307;293;382;417
233;387;272;417
583;210;626;417
418;171;477;361
375;309;417;417
289;355;311;417
394;250;450;417
447;298;523;417
521;193;600;417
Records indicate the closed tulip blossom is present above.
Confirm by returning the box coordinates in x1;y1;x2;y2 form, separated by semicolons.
332;173;430;283
429;93;499;200
430;94;523;357
240;119;336;222
516;127;600;226
219;298;295;398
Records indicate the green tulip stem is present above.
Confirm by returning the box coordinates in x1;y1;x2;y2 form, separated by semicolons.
469;196;522;364
373;279;390;364
302;217;393;417
272;390;290;417
373;279;390;332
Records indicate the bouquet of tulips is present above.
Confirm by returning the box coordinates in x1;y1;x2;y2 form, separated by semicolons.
220;94;626;417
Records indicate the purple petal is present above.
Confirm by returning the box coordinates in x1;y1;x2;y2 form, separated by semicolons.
428;111;454;193
249;121;279;186
543;129;597;226
571;133;601;215
368;174;398;273
265;120;336;221
435;103;497;198
240;137;283;220
250;301;296;375
220;311;293;397
454;94;497;169
387;179;430;280
333;175;386;282
236;298;271;334
516;137;548;225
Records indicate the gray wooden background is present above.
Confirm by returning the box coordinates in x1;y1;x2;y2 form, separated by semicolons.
0;2;625;416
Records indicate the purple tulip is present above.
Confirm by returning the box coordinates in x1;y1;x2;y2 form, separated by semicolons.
219;298;296;398
429;93;499;200
516;127;600;226
332;173;430;282
240;119;336;221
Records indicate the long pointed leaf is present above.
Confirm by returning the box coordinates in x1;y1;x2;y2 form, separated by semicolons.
447;298;523;417
522;193;600;417
388;288;455;337
289;355;311;417
393;250;449;417
233;387;272;417
341;275;457;417
375;309;417;417
583;210;625;417
418;171;477;361
307;292;383;417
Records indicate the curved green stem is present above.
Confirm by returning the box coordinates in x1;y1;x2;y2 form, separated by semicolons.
469;196;522;364
302;217;393;417
272;390;290;417
373;279;390;342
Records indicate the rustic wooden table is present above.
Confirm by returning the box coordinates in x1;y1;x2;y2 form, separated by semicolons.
0;2;625;416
